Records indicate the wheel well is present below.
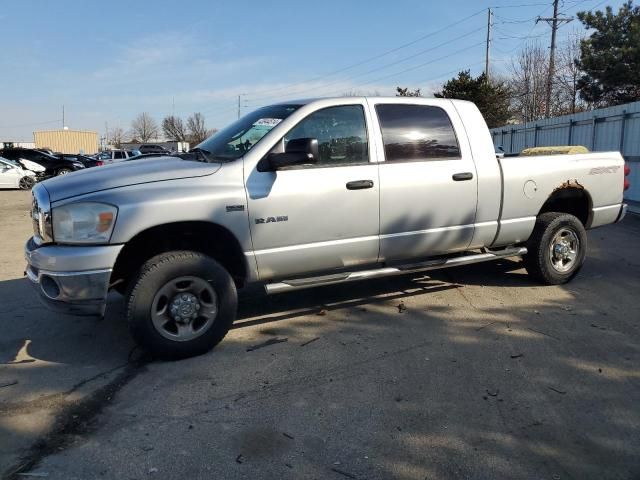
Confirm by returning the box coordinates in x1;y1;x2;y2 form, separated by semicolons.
111;222;247;291
538;187;591;226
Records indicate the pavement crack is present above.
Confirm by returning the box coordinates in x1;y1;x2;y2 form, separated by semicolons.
3;352;150;480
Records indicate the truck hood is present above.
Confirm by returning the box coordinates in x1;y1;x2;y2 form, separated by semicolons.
42;157;221;202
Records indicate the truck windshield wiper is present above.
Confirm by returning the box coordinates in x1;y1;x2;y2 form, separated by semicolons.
188;148;237;163
188;147;213;163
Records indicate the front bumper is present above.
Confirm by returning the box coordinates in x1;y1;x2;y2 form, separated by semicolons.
24;238;123;316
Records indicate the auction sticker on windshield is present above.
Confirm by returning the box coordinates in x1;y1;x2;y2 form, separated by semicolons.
253;118;282;128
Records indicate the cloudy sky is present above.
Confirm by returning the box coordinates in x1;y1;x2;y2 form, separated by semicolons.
0;0;624;141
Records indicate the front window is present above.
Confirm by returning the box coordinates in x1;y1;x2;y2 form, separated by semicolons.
284;105;369;166
196;104;301;161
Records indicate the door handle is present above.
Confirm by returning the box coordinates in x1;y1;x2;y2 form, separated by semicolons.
452;172;474;181
346;180;374;190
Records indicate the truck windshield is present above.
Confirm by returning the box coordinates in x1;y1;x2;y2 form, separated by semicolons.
195;104;301;162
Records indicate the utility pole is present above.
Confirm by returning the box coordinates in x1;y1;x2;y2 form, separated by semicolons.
537;0;573;117
237;94;247;119
485;7;493;82
62;105;65;129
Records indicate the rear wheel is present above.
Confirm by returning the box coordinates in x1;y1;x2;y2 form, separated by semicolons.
126;251;237;359
524;212;587;285
57;168;72;176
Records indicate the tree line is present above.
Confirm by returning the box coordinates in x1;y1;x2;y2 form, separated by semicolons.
398;1;640;128
107;112;218;148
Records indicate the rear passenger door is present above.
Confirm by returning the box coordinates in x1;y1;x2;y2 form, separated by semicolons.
371;100;478;262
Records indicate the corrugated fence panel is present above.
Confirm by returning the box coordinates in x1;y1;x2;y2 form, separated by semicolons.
624;116;640;156
490;101;640;203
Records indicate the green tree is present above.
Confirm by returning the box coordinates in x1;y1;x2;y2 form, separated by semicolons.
577;1;640;106
434;71;512;128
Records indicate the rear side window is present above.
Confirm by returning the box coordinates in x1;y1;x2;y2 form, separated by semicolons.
375;104;460;162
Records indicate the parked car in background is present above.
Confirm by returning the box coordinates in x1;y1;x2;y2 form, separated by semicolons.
138;144;171;154
60;154;104;168
126;152;180;161
0;156;36;189
0;148;85;177
94;150;139;164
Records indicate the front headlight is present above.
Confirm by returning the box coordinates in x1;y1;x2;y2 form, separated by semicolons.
52;202;118;244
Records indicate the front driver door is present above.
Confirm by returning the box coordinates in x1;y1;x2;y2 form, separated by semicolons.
245;103;380;281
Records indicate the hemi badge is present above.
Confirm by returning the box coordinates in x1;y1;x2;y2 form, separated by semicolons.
226;205;245;212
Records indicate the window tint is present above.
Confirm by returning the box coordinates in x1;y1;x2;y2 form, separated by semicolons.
114;151;125;159
285;105;368;166
376;104;460;162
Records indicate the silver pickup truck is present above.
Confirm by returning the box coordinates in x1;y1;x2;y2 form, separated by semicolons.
25;97;629;358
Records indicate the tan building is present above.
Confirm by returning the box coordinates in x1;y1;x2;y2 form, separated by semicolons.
33;129;98;154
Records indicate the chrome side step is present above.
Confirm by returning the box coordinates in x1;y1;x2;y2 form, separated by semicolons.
265;247;527;294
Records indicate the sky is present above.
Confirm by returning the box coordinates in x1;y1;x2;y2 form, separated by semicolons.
0;0;626;142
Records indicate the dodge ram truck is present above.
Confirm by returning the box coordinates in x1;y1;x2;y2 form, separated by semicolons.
24;97;629;358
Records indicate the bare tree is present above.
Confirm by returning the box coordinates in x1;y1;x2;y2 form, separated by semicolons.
108;127;125;148
396;87;422;97
186;112;209;144
554;33;587;115
341;89;381;97
130;113;159;142
509;43;549;123
162;115;187;141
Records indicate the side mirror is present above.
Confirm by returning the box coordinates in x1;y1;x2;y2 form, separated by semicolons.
266;138;319;170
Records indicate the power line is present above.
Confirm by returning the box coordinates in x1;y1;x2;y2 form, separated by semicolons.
315;42;486;98
250;26;486;104
0;119;63;129
248;8;488;100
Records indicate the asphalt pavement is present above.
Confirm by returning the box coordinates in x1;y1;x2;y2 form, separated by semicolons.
1;189;638;480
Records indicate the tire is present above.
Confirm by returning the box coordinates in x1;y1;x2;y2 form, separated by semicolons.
57;168;72;176
524;212;587;285
126;251;237;359
19;176;35;190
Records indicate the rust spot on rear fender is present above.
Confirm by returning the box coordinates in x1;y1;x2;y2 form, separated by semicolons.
553;179;584;193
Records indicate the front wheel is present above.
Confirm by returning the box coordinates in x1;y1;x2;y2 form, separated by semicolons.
57;168;72;176
524;212;587;285
19;176;35;190
126;251;237;359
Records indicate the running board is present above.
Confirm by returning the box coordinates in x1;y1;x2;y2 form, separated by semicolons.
265;247;527;294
